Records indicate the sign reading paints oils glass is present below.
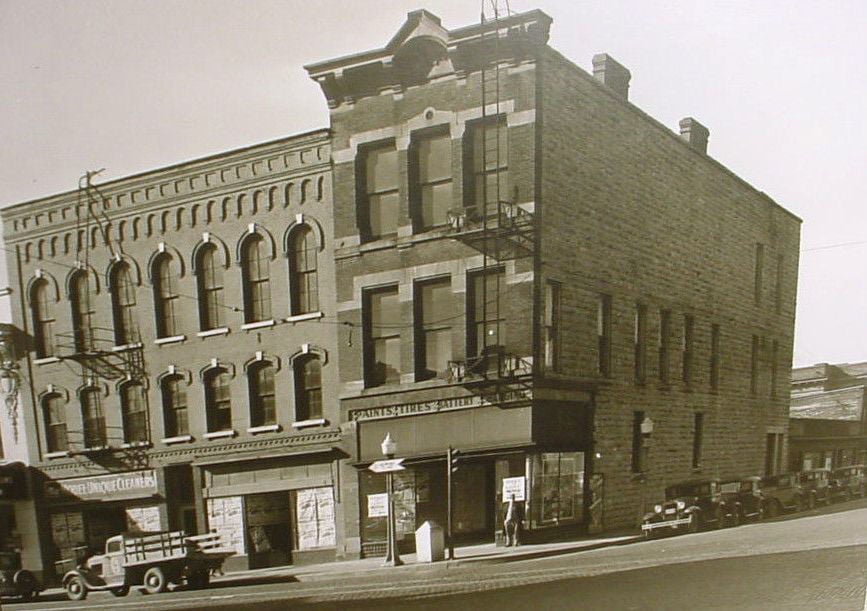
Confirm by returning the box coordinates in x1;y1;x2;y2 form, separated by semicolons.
45;469;159;502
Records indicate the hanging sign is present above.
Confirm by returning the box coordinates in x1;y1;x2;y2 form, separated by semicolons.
369;459;406;473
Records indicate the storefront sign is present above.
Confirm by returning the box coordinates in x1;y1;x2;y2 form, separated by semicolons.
45;469;158;502
349;388;531;422
502;476;526;501
367;493;388;518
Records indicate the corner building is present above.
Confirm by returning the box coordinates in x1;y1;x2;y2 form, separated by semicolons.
305;9;800;555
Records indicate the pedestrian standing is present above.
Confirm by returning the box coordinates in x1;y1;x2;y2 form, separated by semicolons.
504;494;524;546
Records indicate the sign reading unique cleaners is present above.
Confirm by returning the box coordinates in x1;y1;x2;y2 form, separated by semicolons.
45;469;159;501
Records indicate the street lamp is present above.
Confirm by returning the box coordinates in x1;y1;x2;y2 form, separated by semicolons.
381;433;403;567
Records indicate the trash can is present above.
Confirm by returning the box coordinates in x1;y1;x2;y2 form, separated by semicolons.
414;521;444;563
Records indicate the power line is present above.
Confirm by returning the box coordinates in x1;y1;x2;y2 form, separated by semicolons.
801;239;867;253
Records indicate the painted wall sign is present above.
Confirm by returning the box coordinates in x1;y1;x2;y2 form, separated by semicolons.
349;388;531;422
45;469;159;502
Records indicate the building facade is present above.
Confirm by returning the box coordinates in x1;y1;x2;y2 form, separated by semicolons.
790;362;867;470
1;8;801;574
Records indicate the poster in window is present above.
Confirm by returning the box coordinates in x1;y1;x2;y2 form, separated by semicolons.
392;472;416;539
295;487;336;550
416;471;430;504
207;496;245;555
126;506;163;533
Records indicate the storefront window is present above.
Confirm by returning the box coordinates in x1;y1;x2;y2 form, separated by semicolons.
294;487;335;550
533;452;584;525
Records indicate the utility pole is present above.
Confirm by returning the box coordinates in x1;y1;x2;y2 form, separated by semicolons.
447;445;456;560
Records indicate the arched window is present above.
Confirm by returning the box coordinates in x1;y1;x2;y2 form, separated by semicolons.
161;375;188;438
30;279;55;358
204;368;232;432
81;387;106;449
43;393;67;453
70;270;94;352
294;356;322;421
196;244;224;331
121;382;148;444
152;254;179;338
110;262;138;345
249;362;276;427
241;235;271;323
289;226;318;315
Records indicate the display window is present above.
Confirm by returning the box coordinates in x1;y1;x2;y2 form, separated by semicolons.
293;487;335;550
531;452;585;525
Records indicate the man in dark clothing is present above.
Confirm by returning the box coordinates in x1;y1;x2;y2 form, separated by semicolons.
504;494;524;546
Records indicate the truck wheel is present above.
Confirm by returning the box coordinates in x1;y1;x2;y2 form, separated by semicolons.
66;576;88;601
111;586;130;597
143;567;168;595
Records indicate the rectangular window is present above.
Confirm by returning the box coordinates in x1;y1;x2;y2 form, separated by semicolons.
634;303;647;384
750;335;760;394
467;268;506;358
692;413;704;469
364;286;401;387
122;385;148;444
658;309;671;384
710;324;720;390
765;433;784;476
544;281;561;372
770;339;779;398
359;143;399;240
465;119;508;218
414;278;453;381
631;411;645;473
411;130;452;230
682;315;694;385
597;295;612;377
774;254;783;314
163;378;189;438
250;364;276;427
754;243;764;304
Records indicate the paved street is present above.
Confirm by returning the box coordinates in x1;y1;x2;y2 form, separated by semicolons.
10;498;867;611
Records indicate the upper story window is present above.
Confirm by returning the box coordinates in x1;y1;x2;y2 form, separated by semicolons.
465;119;508;217
110;262;138;345
544;281;561;372
249;362;276;427
294;355;322;421
710;324;721;390
204;368;233;432
363;286;401;388
597;294;612;377
658;309;671;384
241;234;271;323
682;314;694;386
750;334;760;395
289;226;319;315
196;243;224;331
410;130;452;230
161;375;188;438
467;268;506;358
152;254;179;338
774;254;784;314
414;278;453;381
754;243;764;305
70;270;94;352
43;393;67;453
633;302;647;384
120;382;148;444
81;387;106;449
770;339;779;398
31;279;55;358
358;142;399;241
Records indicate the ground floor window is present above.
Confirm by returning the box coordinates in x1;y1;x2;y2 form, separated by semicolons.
531;452;584;526
294;487;335;550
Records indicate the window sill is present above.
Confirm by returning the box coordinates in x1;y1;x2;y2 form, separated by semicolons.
34;356;61;365
112;342;143;352
292;418;327;429
44;450;70;459
241;319;275;331
81;445;110;453
204;430;236;440
121;441;151;449
197;327;230;338
692;467;703;474
247;424;281;434
285;312;323;324
161;435;193;445
155;335;186;346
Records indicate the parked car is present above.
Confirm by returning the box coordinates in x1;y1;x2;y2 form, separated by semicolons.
720;476;765;525
641;479;732;537
829;464;866;501
760;472;806;516
798;468;832;508
0;550;42;602
62;530;233;601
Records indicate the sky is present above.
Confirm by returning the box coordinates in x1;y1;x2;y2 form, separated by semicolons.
0;0;865;368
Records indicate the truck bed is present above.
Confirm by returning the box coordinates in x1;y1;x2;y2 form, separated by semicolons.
121;531;233;568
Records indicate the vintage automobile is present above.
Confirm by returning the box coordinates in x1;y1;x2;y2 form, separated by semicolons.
829;464;866;501
0;550;42;602
720;476;764;525
798;468;832;508
641;479;733;537
760;472;806;516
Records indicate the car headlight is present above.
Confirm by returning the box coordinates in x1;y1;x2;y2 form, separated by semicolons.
676;500;686;510
654;504;663;513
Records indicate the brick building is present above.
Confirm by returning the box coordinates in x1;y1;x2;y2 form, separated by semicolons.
789;362;867;470
304;8;800;555
1;7;800;574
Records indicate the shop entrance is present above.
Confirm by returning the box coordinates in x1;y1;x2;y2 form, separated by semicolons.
85;506;127;553
245;491;291;569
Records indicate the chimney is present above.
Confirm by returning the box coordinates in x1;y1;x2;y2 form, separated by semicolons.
592;53;631;100
679;117;710;154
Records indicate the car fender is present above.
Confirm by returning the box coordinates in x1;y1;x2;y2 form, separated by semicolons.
13;569;38;592
62;567;104;589
684;505;700;516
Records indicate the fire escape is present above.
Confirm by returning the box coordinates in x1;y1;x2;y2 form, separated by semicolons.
447;4;536;394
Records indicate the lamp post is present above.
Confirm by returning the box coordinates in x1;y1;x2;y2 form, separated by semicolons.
380;433;403;567
638;417;654;523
